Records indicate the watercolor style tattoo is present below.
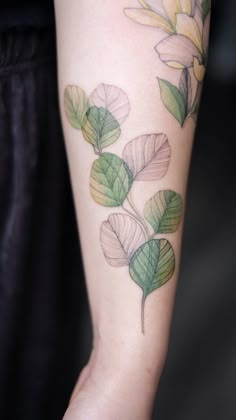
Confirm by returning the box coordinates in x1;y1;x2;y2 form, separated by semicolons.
64;83;183;333
124;0;211;126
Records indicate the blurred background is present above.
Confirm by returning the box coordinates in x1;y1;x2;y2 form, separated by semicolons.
0;1;235;419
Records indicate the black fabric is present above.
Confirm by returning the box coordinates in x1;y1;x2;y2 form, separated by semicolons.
0;26;87;420
154;79;236;420
0;1;54;29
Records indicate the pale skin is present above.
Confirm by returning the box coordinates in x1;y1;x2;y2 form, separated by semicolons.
54;1;210;419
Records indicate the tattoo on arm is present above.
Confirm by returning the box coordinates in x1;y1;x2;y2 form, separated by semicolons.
64;83;183;334
124;0;211;126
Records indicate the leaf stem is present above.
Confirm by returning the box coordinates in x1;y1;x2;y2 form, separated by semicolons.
141;293;146;335
93;145;101;155
127;192;150;239
150;232;156;240
122;204;148;240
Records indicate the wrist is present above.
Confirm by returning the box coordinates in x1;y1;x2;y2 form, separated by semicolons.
79;340;164;411
67;323;169;420
92;323;168;380
68;357;154;420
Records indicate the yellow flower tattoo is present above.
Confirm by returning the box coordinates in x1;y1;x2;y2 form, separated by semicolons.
124;0;211;125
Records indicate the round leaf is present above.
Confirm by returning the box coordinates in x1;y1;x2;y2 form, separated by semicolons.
90;153;133;207
90;84;130;124
64;85;89;129
129;239;175;298
144;190;182;234
123;133;171;181
101;213;146;267
82;106;121;151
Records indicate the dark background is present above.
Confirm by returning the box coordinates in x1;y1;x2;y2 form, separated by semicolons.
0;1;235;419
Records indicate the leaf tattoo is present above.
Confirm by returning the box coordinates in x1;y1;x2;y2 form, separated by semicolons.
82;107;121;152
179;68;192;115
130;239;175;334
64;83;183;334
100;213;146;267
124;0;211;126
90;153;133;207
158;79;186;127
123;133;171;181
64;85;90;129
90;83;130;124
144;190;182;234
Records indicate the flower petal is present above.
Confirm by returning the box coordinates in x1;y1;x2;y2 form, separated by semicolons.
180;0;196;16
176;13;203;53
138;0;167;17
163;0;182;26
193;0;203;33
138;0;151;6
193;56;205;81
124;8;174;32
163;0;196;26
155;34;201;68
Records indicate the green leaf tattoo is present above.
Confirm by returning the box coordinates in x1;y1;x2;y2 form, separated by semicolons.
144;190;182;234
82;107;121;153
130;239;175;333
90;153;133;207
64;85;89;129
158;79;186;127
64;83;129;154
202;0;211;22
64;83;183;333
125;0;211;126
179;68;192;116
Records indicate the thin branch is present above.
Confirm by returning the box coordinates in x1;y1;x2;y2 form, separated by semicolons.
122;204;148;240
93;145;101;155
127;191;150;239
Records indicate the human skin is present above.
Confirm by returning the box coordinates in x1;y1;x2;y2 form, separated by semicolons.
54;1;211;418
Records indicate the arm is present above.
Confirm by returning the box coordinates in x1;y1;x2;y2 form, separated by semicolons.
54;1;211;419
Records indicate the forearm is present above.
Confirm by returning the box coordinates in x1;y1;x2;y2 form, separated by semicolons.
54;1;210;418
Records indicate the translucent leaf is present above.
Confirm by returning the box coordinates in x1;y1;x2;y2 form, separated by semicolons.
129;239;175;298
64;85;89;129
90;84;130;125
179;68;192;113
158;78;186;126
82;106;121;151
90;153;133;207
144;190;182;233
123;133;171;181
101;213;146;267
